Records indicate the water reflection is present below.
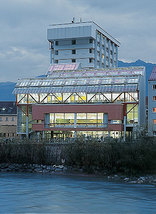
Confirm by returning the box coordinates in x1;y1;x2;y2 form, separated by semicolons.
0;173;156;213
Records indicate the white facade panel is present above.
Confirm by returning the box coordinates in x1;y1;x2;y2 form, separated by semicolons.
47;25;92;40
47;21;120;69
148;80;156;136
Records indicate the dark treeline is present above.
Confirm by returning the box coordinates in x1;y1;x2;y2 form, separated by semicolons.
0;137;156;175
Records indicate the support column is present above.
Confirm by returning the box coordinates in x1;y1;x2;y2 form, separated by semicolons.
26;116;29;138
108;131;110;137
124;116;126;142
74;131;77;138
42;131;45;139
74;113;77;128
108;40;111;67
99;33;102;68
104;113;108;127
104;37;106;68
49;42;53;64
94;31;98;68
37;132;40;142
116;45;118;67
112;43;114;67
26;94;29;138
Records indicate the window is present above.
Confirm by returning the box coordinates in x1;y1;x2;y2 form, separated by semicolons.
54;60;58;64
89;39;93;43
153;131;156;136
72;49;76;54
153;85;156;89
72;40;76;45
72;59;76;63
153;108;156;113
89;49;93;53
55;50;58;55
6;117;8;121
89;58;93;63
12;117;15;121
153;96;156;101
0;117;2;121
55;41;58;46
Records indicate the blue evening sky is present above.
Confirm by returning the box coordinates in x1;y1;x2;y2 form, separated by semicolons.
0;0;156;81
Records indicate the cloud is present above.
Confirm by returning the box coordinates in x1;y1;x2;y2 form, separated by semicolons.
0;0;156;81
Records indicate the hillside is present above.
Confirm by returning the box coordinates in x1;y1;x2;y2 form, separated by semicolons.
118;59;156;94
0;82;16;101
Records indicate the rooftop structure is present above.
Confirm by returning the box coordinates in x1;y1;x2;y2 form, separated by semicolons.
13;66;145;139
47;20;120;69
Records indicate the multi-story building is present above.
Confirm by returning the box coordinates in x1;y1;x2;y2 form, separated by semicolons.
13;65;146;140
148;66;156;136
0;101;17;138
47;20;120;69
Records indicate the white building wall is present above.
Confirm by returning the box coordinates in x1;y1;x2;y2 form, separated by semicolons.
47;21;120;69
148;80;156;136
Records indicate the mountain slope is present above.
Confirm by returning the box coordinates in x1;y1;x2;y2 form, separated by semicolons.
0;60;155;100
118;59;156;94
0;82;16;101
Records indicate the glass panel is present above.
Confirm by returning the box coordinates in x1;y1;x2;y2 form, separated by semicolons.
50;113;54;123
77;113;86;120
55;113;64;124
63;93;71;102
29;94;38;103
127;104;138;124
47;93;62;103
64;113;74;126
40;94;48;103
87;113;97;124
17;94;27;104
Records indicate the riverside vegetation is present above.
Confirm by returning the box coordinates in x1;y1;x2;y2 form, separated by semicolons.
0;136;156;177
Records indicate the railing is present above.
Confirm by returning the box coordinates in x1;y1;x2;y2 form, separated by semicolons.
45;123;107;128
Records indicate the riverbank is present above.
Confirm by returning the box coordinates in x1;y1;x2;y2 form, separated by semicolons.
0;163;156;186
0;137;156;184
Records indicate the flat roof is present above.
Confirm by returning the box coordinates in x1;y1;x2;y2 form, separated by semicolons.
48;21;120;46
13;66;145;95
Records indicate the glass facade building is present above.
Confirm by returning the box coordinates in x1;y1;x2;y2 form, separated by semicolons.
13;66;146;139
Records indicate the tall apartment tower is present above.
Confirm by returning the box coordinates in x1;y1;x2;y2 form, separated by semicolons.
47;20;120;69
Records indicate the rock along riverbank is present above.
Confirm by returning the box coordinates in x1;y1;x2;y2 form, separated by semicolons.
0;163;156;186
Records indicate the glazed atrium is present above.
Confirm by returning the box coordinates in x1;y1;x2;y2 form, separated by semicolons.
13;65;146;139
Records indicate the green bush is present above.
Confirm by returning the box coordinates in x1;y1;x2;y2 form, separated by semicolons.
0;137;156;175
64;137;156;175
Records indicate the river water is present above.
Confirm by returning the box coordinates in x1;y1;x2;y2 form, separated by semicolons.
0;173;156;213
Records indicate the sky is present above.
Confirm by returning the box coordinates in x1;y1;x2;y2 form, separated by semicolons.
0;0;156;82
